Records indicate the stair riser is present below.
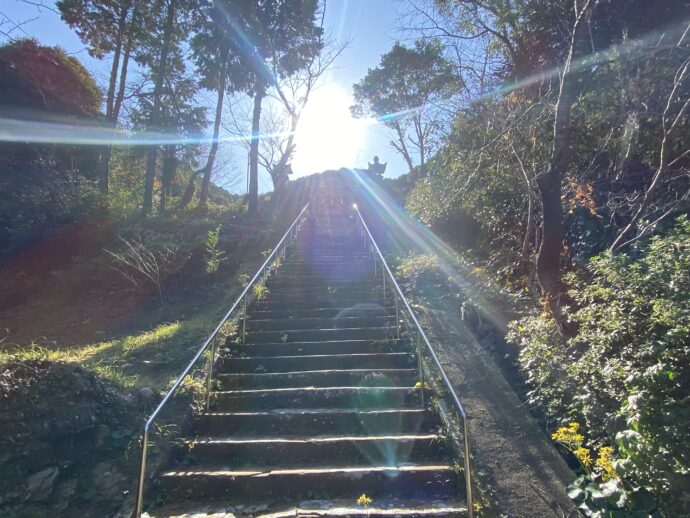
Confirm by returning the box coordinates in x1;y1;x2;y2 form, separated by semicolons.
160;469;462;500
210;388;421;411
217;369;417;390
252;299;392;311
260;294;392;306
195;410;440;436
264;287;389;298
187;438;448;468
248;307;395;320
245;327;393;344
225;340;404;357
219;353;415;373
246;316;395;331
273;272;375;281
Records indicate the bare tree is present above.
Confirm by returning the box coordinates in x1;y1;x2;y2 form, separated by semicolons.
610;23;690;252
261;34;348;190
223;33;349;192
105;235;175;307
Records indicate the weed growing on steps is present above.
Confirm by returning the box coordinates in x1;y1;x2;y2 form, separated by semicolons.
253;282;269;300
356;493;373;507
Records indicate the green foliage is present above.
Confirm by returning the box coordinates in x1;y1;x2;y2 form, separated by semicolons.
204;224;226;274
0;39;102;249
351;39;460;168
0;38;101;115
253;282;269;301
396;253;443;294
510;217;690;516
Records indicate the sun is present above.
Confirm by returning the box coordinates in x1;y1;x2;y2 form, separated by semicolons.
291;84;369;176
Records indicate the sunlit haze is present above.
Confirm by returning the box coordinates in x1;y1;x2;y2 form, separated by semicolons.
291;84;371;177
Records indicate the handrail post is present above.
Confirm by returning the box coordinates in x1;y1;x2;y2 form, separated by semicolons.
417;331;425;406
242;294;247;345
395;295;400;339
464;417;474;518
382;267;386;301
205;337;217;410
135;426;149;518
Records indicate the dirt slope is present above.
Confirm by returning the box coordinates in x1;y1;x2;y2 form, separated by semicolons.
420;306;579;517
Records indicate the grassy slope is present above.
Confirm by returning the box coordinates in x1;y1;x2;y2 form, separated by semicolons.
0;201;294;517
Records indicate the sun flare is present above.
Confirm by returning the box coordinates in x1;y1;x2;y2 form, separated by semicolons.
291;84;369;176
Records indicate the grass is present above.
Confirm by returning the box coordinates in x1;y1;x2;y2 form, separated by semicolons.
0;301;240;391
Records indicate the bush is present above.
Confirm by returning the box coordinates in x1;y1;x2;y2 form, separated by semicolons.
396;252;444;295
509;217;690;516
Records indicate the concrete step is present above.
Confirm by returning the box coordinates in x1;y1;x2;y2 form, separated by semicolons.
194;408;440;436
244;327;393;344
246;315;396;331
146;498;468;517
262;292;392;306
226;339;405;357
159;464;460;500
248;306;394;320
209;386;421;411
219;352;415;373
185;434;449;468
217;368;417;390
264;285;388;298
252;298;391;312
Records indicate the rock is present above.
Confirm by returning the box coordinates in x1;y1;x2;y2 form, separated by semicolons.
54;479;78;511
24;466;59;501
138;387;156;400
92;460;126;500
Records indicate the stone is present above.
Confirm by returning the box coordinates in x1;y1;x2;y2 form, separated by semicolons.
24;466;59;501
54;479;78;511
138;387;156;400
92;460;126;499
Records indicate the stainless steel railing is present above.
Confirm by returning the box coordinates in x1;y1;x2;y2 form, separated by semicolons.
134;203;309;517
353;204;474;517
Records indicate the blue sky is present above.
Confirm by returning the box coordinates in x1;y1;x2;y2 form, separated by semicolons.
1;0;409;191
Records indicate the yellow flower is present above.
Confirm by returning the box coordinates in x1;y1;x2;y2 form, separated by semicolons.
574;447;592;468
357;493;373;507
596;446;616;481
551;425;584;448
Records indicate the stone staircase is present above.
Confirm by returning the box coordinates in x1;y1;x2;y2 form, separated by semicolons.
147;212;468;517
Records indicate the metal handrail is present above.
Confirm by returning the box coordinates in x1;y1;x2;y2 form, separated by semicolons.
353;205;474;517
134;203;309;517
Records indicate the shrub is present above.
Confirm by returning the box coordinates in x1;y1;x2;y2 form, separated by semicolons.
396;252;444;295
509;217;690;516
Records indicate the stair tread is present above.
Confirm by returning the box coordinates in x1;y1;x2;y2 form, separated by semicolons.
230;354;411;362
219;368;416;377
162;464;455;477
212;386;417;397
200;407;429;417
147;499;467;518
189;434;441;445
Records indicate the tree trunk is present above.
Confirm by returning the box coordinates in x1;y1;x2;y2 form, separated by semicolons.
159;145;177;213
269;113;299;191
520;186;535;276
113;18;135;123
143;0;176;216
535;0;590;331
198;50;229;210
393;123;415;172
98;1;130;195
248;83;265;215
